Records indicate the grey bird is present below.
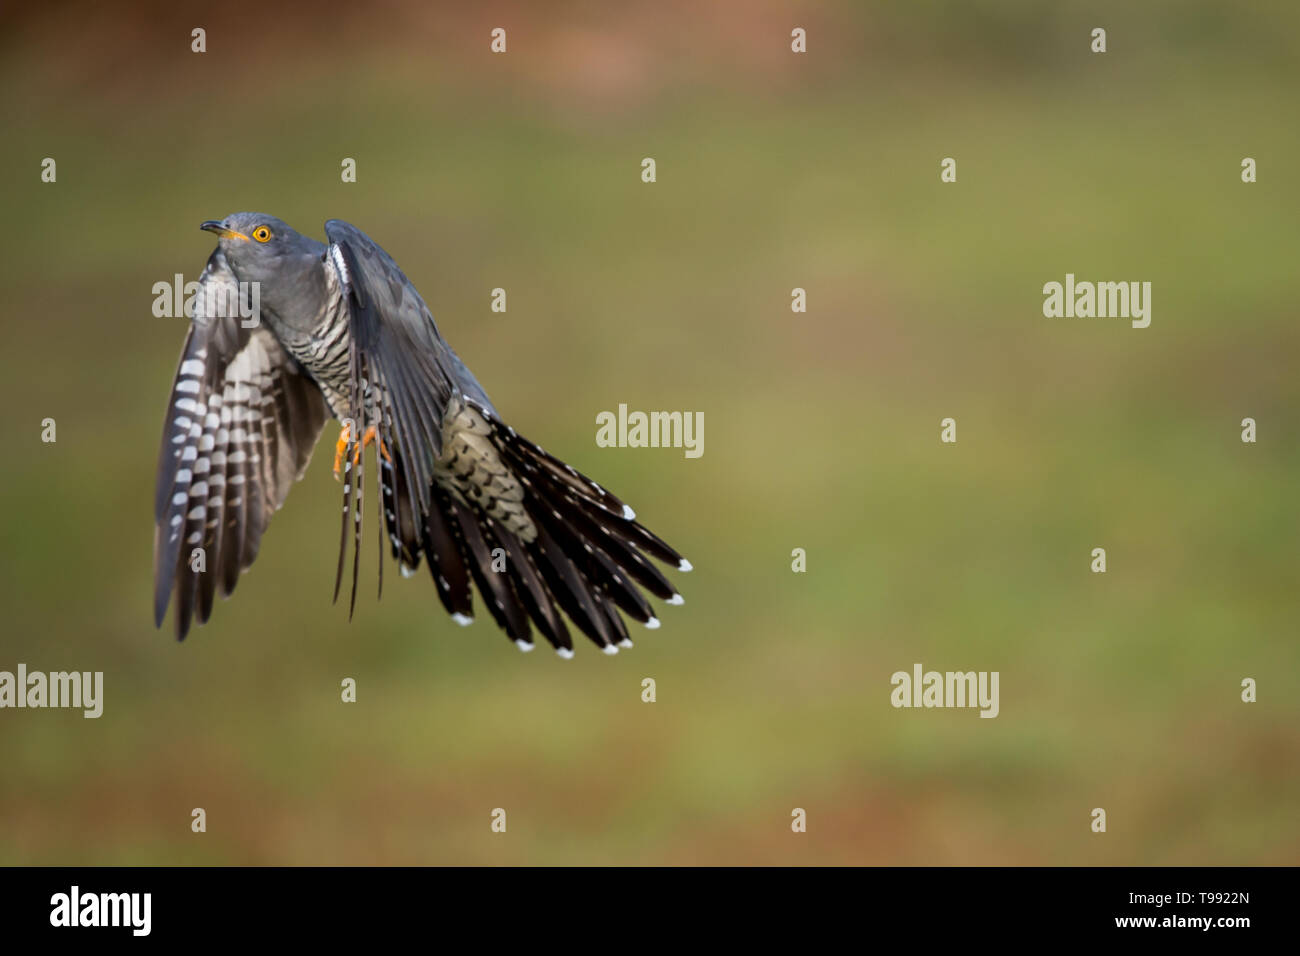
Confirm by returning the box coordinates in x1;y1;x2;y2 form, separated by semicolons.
154;213;690;654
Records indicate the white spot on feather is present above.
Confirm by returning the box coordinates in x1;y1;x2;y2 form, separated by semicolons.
330;244;350;285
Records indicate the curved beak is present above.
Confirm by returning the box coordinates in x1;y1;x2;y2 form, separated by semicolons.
200;220;250;241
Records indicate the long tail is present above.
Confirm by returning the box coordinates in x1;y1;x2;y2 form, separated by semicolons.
354;398;690;655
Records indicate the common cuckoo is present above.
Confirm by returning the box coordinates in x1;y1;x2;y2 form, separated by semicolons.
154;214;689;655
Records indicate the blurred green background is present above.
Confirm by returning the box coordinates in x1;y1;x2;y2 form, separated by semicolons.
1;0;1297;864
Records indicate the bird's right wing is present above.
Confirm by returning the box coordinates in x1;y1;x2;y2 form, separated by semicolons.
153;248;330;639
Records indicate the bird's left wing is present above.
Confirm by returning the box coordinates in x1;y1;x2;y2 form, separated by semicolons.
153;248;330;638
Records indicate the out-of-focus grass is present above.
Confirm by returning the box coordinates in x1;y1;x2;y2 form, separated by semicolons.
0;1;1296;864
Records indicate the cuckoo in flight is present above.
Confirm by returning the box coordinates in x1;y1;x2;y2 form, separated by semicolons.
154;214;689;655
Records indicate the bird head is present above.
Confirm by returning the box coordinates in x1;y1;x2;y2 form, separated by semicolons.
200;213;326;328
200;213;321;288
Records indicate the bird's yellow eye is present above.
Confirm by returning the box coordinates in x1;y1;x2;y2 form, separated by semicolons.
253;226;272;243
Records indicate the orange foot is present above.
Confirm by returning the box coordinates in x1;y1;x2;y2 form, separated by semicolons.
333;422;390;481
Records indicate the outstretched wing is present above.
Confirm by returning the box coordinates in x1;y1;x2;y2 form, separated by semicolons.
324;220;689;655
153;248;330;639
